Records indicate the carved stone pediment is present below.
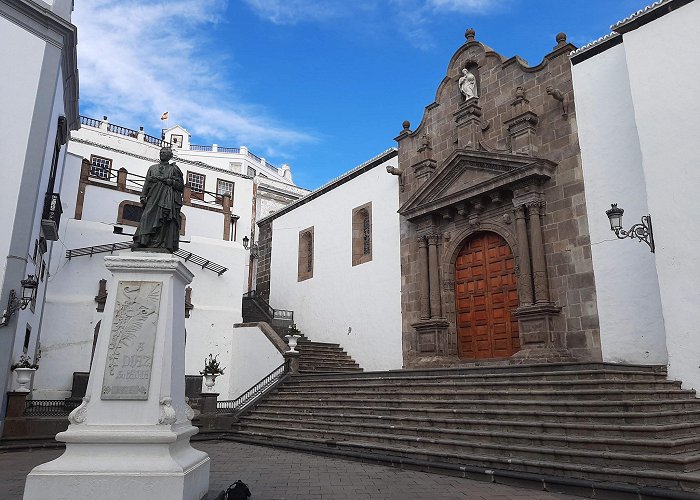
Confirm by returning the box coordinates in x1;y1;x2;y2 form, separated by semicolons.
399;149;556;221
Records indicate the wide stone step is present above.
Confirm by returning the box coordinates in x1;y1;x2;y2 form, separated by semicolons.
298;357;359;365
234;423;700;473
228;431;700;491
297;352;358;362
280;379;682;392
297;341;341;349
246;409;700;438
239;415;700;454
298;366;363;373
253;401;700;425
273;387;696;401
287;368;671;384
260;395;700;412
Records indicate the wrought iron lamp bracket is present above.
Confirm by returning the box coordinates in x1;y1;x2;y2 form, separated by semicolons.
613;214;655;253
1;289;32;327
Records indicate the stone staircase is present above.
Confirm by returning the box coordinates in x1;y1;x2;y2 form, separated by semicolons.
226;363;700;494
296;339;362;374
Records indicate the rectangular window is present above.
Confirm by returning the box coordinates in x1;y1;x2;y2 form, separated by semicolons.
23;325;31;354
187;171;205;200
216;179;234;204
247;166;256;177
352;202;372;266
90;155;112;180
297;227;314;281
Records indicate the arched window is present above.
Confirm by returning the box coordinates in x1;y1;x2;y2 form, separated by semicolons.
352;202;372;266
298;227;314;281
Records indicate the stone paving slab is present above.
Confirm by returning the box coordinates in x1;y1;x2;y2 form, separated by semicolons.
0;441;580;499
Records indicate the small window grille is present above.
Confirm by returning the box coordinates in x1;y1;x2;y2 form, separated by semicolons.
90;155;112;179
362;211;371;255
306;234;313;273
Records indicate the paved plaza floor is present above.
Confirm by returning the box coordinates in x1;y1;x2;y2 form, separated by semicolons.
0;440;580;500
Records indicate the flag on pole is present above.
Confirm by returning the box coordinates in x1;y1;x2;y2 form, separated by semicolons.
160;111;169;121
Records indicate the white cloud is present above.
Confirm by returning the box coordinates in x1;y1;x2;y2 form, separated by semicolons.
243;0;504;49
242;0;347;25
427;0;498;13
73;0;315;153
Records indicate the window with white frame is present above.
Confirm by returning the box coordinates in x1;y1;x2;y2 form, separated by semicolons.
187;171;205;200
216;178;234;204
90;155;112;179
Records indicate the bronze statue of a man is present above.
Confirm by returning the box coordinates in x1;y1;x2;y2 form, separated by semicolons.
132;146;184;252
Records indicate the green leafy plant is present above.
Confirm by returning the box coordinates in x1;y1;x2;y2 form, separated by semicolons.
287;324;301;336
200;353;225;376
11;353;39;370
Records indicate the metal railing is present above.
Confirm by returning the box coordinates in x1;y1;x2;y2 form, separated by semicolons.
66;242;228;275
80;115;101;128
218;147;240;154
144;133;170;147
217;362;288;414
242;291;294;324
107;123;139;138
190;144;212;152
23;399;80;417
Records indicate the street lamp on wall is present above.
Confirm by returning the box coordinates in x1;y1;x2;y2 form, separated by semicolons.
242;235;259;259
605;203;655;253
1;275;39;327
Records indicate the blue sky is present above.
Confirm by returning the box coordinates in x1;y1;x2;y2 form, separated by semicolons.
74;0;652;190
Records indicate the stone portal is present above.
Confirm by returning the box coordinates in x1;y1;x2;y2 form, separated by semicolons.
394;29;601;367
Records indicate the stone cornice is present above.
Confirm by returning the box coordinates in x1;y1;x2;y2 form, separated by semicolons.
399;150;556;221
105;254;195;283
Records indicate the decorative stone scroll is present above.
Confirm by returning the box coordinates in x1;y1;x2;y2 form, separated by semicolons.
101;281;162;400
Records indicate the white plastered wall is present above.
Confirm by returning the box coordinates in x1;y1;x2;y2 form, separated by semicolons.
228;326;284;399
573;1;700;390
269;156;403;371
622;1;700;391
572;42;667;366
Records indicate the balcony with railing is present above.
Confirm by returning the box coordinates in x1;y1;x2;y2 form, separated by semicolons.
41;192;62;241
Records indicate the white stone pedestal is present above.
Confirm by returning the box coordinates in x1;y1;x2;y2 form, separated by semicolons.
24;254;210;500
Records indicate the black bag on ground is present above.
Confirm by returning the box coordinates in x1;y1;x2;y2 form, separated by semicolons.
225;480;251;500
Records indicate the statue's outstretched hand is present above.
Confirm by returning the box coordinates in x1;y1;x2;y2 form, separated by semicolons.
166;178;173;186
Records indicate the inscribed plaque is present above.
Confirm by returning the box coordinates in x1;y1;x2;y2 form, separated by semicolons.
101;281;162;400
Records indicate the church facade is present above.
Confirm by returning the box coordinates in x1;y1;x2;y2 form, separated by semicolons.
394;30;600;367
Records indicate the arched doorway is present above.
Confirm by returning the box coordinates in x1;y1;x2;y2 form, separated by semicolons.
455;231;520;359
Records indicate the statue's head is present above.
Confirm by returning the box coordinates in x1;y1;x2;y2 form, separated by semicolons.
160;147;173;162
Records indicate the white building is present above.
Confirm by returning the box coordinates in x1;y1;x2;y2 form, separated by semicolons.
571;0;700;391
31;116;309;401
255;149;404;371
0;0;78;432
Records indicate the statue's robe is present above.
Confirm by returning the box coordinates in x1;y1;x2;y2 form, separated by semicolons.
133;161;184;252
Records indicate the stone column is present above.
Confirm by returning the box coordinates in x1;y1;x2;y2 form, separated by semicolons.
427;234;442;318
418;236;430;319
514;205;534;305
527;201;550;303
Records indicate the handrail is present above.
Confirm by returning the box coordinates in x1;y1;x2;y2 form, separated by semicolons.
242;291;293;323
65;241;228;275
216;361;288;414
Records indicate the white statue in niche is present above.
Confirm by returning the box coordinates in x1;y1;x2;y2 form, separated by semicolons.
459;68;478;99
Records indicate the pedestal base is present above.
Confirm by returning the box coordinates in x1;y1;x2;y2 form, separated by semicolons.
24;424;209;500
23;254;210;500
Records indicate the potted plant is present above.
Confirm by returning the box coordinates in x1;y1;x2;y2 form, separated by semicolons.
200;354;225;392
11;352;40;393
285;324;302;353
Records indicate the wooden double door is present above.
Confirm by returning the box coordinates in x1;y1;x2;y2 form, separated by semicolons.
455;232;520;359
